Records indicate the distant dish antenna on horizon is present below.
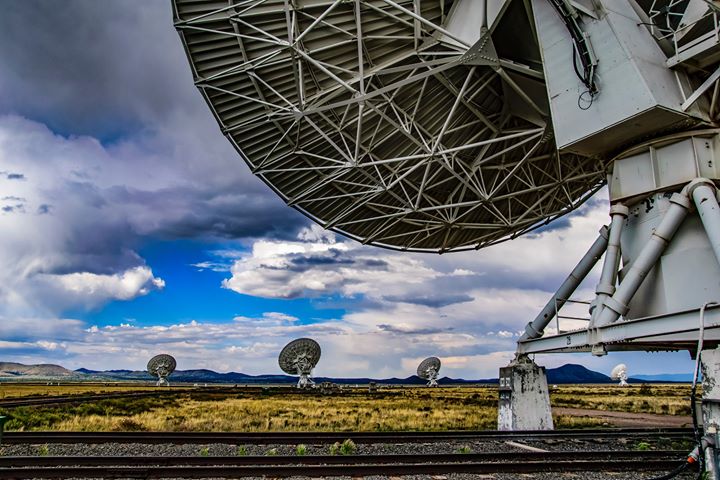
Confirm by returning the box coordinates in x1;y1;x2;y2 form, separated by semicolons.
279;338;321;389
610;363;629;387
417;357;441;387
147;354;176;387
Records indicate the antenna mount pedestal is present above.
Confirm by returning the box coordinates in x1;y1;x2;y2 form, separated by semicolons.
497;355;553;430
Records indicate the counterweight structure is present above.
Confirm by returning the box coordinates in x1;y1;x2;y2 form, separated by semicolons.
173;0;720;469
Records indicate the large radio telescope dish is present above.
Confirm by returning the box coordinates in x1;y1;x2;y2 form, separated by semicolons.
279;338;321;388
147;354;176;387
610;363;629;387
173;0;605;253
417;356;441;387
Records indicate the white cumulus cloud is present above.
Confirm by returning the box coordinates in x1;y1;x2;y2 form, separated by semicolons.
37;266;164;307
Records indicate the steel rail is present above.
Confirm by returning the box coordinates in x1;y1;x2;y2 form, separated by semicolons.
0;459;686;478
0;450;687;467
2;428;694;444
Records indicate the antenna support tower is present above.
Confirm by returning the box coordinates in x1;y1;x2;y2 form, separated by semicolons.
173;0;720;470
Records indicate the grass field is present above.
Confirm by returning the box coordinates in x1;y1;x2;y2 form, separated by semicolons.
0;384;692;432
551;384;692;416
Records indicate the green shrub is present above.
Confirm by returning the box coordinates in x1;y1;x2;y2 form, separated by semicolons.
237;446;247;456
635;441;651;451
199;447;209;457
339;439;356;455
295;444;307;456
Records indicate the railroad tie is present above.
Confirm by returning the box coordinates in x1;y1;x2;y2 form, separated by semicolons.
504;441;549;453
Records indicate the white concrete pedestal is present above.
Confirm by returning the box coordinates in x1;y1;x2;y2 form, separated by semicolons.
498;358;553;430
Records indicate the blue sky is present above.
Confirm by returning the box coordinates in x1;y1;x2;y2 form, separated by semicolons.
0;0;696;379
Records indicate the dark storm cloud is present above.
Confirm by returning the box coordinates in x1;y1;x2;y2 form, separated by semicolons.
37;204;52;215
281;250;391;273
362;259;389;268
382;293;474;308
105;184;305;241
0;0;189;140
288;249;357;269
0;0;308;248
0;0;311;322
1;172;26;180
529;216;571;235
377;324;452;335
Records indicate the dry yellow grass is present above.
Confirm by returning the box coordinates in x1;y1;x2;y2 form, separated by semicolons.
50;389;500;432
550;384;692;416
1;384;690;432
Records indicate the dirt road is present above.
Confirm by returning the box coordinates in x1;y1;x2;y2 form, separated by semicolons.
554;407;693;427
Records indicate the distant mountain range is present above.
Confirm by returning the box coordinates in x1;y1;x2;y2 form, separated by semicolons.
632;373;693;382
0;362;75;377
0;361;688;384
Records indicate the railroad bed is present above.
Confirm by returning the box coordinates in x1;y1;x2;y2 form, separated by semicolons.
1;427;695;444
0;450;693;478
0;429;697;479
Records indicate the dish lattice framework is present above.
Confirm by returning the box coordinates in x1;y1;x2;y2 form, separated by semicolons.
147;354;177;386
173;0;606;252
417;356;441;379
279;338;322;376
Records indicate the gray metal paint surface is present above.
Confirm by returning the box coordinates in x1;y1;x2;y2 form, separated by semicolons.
172;0;606;252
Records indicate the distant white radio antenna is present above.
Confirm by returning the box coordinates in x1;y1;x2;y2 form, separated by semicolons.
147;354;176;387
417;357;441;387
279;338;321;389
610;363;629;387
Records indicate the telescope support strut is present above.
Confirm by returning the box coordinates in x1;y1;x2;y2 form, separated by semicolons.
589;204;628;325
691;180;720;267
519;227;609;341
593;192;691;328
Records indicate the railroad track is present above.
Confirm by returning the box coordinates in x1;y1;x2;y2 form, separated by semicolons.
2;427;694;444
0;387;256;409
0;391;181;408
0;385;358;409
0;450;690;478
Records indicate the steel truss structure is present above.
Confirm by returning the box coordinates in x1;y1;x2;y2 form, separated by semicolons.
173;0;606;252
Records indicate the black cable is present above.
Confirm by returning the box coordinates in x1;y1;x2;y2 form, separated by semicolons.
551;0;597;108
577;91;595;110
572;44;587;87
646;461;690;480
691;379;701;448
